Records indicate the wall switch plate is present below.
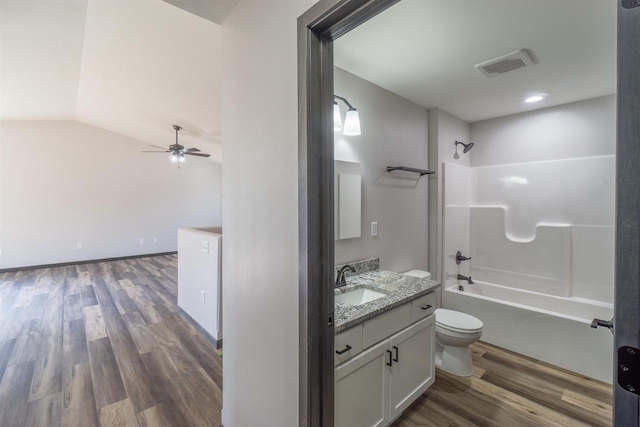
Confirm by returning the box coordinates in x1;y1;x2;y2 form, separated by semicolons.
139;238;144;245
201;290;206;304
153;238;158;244
371;222;378;237
201;240;209;254
77;243;83;250
0;249;3;256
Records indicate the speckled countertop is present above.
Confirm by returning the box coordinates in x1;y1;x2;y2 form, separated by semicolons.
334;270;441;333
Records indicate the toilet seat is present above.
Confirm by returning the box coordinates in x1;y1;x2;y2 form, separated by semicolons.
435;309;483;334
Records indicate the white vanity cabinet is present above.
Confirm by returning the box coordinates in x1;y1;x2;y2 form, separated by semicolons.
334;301;435;427
335;340;390;427
389;315;435;420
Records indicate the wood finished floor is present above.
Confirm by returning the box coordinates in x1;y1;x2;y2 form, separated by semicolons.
1;255;614;427
393;341;613;427
0;254;223;427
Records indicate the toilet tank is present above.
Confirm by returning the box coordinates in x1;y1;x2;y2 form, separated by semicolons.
402;269;431;279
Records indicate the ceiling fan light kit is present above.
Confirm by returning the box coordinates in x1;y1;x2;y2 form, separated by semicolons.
141;124;211;165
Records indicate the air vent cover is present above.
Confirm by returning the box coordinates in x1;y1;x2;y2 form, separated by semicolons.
475;49;535;78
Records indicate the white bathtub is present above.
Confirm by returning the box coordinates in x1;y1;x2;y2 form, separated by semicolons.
443;280;614;383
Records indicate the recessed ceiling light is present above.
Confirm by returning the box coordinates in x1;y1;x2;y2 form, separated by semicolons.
525;95;546;103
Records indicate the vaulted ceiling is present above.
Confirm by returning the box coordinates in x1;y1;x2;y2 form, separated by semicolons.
0;0;225;161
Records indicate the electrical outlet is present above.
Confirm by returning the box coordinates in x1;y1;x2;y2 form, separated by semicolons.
0;249;3;256
139;238;144;245
201;290;206;304
371;222;378;237
153;238;158;244
77;243;83;250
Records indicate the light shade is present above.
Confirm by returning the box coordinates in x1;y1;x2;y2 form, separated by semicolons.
170;154;179;163
525;95;546;103
343;109;361;136
179;155;186;163
333;103;342;132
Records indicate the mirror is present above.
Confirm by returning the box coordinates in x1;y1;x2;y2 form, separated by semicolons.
335;160;362;240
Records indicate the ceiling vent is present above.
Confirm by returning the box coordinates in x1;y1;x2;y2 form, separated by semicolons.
475;49;536;78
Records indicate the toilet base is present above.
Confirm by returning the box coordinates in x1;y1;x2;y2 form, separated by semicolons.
435;341;473;377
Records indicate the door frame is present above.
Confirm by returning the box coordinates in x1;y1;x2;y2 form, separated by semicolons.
299;0;639;426
614;1;640;426
298;0;401;425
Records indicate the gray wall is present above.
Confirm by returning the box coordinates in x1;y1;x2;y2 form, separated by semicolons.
334;67;430;274
220;1;313;425
0;120;221;269
470;95;616;167
428;108;470;305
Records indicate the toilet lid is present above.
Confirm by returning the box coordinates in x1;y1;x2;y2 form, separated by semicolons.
435;309;483;333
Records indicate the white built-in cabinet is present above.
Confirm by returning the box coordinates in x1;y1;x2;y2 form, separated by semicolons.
334;292;436;427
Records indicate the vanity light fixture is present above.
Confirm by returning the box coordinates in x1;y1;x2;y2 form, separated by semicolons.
334;95;361;136
525;94;547;103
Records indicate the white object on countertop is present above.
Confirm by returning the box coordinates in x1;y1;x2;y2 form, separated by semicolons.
402;269;431;279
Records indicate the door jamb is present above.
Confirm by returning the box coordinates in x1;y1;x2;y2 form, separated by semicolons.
298;0;401;425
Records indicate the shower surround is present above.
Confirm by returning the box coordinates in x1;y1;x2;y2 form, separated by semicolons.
442;157;615;382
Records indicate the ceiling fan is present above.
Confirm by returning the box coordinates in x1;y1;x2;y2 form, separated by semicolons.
142;125;211;163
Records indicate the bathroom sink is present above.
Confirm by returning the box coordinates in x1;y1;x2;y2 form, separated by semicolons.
335;288;386;306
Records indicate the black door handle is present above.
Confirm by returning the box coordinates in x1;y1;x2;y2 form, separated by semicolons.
421;304;432;310
393;346;399;362
386;350;393;367
335;345;352;355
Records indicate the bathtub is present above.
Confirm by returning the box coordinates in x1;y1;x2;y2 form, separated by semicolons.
443;280;614;383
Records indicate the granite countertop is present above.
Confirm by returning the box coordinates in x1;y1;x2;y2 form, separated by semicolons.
334;270;441;333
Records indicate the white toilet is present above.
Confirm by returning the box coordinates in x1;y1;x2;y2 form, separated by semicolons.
401;270;483;378
434;308;483;377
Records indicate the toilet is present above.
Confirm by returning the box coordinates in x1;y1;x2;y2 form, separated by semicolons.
434;309;483;377
402;270;483;378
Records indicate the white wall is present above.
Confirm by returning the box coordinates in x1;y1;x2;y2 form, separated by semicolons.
177;227;223;340
220;1;313;426
334;67;430;273
0;120;221;269
470;95;616;167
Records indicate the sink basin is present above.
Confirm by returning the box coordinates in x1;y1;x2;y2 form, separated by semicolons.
335;288;386;306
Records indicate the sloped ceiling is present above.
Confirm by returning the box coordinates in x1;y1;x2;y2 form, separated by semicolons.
0;0;222;161
334;0;617;123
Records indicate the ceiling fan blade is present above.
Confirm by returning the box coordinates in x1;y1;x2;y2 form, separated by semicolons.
184;152;211;158
148;144;168;150
141;150;170;153
183;147;201;153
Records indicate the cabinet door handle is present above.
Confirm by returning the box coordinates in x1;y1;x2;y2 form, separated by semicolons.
335;345;352;355
393;346;399;362
421;304;432;310
386;350;393;367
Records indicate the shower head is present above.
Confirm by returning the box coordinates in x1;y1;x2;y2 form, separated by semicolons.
455;140;474;154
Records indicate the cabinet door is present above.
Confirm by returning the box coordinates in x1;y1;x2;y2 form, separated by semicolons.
335;340;390;427
388;315;435;420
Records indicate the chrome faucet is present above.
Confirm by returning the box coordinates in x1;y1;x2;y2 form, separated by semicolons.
457;274;474;285
336;265;355;287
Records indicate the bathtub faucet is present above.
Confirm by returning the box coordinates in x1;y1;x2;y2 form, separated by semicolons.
457;274;474;285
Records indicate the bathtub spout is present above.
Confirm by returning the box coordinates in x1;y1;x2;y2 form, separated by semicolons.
458;274;474;285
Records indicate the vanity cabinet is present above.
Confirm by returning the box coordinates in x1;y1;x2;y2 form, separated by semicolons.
335;340;390;427
335;314;435;427
389;315;435;420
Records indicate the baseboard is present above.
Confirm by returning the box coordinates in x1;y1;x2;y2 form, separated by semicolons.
0;251;178;273
177;305;222;349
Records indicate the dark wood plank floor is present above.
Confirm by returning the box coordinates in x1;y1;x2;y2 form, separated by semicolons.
0;255;222;427
393;341;613;427
2;255;614;427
